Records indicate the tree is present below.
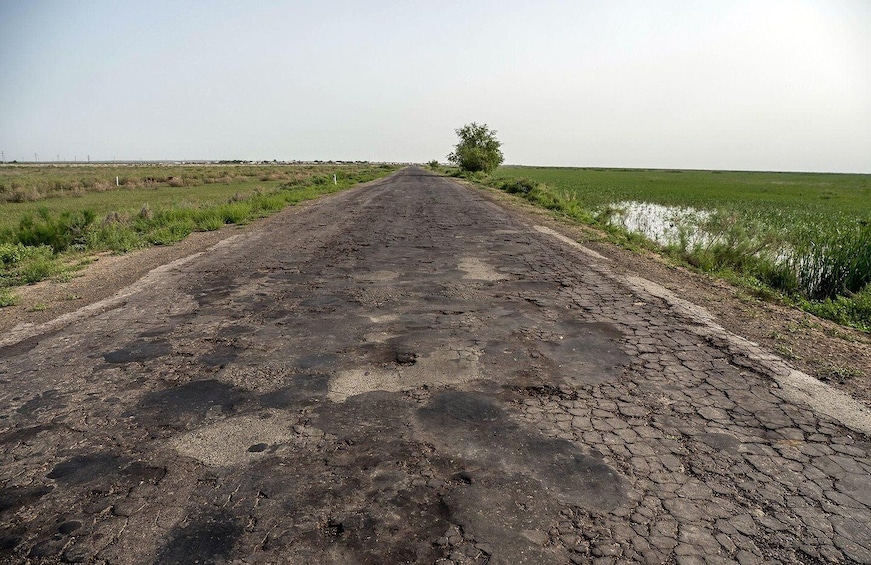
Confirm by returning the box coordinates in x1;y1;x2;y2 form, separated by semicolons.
447;123;504;173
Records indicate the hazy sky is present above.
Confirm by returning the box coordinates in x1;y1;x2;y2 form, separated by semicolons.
1;0;869;172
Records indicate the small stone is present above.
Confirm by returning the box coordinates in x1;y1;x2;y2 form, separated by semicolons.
521;529;549;546
396;352;417;365
247;443;268;453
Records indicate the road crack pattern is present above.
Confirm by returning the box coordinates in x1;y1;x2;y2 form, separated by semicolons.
1;168;869;564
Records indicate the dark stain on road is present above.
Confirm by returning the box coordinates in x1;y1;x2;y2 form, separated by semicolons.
15;390;63;417
0;485;53;514
198;343;240;367
123;460;167;484
138;379;244;416
0;423;54;446
47;453;130;485
295;352;338;370
216;324;253;338
103;340;172;364
538;321;629;385
258;374;329;408
155;510;242;565
698;431;742;452
419;390;504;426
0;331;59;358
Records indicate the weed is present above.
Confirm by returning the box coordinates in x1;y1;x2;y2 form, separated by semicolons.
146;221;195;246
53;271;75;283
217;202;253;224
799;285;871;332
195;213;223;231
0;287;18;307
818;365;864;383
29;302;48;312
18;253;58;283
774;343;802;361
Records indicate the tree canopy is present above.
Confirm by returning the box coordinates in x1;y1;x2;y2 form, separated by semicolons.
447;123;504;173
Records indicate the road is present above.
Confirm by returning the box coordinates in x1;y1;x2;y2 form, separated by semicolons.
1;167;870;564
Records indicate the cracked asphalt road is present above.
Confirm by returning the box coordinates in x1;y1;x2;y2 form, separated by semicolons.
1;167;870;564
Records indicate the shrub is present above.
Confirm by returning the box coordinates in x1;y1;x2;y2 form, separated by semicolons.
498;178;536;195
447;122;504;173
0;285;20;308
16;246;58;283
0;287;18;307
14;208;96;253
0;242;28;267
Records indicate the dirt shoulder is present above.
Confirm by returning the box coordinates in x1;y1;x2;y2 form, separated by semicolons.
4;178;869;409
469;181;871;409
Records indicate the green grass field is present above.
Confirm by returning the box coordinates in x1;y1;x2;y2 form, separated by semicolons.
493;167;871;213
482;166;871;331
0;180;284;229
0;163;396;298
0;163;346;203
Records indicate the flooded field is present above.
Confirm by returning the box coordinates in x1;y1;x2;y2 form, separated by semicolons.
491;167;871;330
602;201;711;248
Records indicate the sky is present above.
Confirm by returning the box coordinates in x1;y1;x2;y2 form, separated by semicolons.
1;0;869;172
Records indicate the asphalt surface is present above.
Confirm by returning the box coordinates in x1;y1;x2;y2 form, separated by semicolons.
1;167;870;564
